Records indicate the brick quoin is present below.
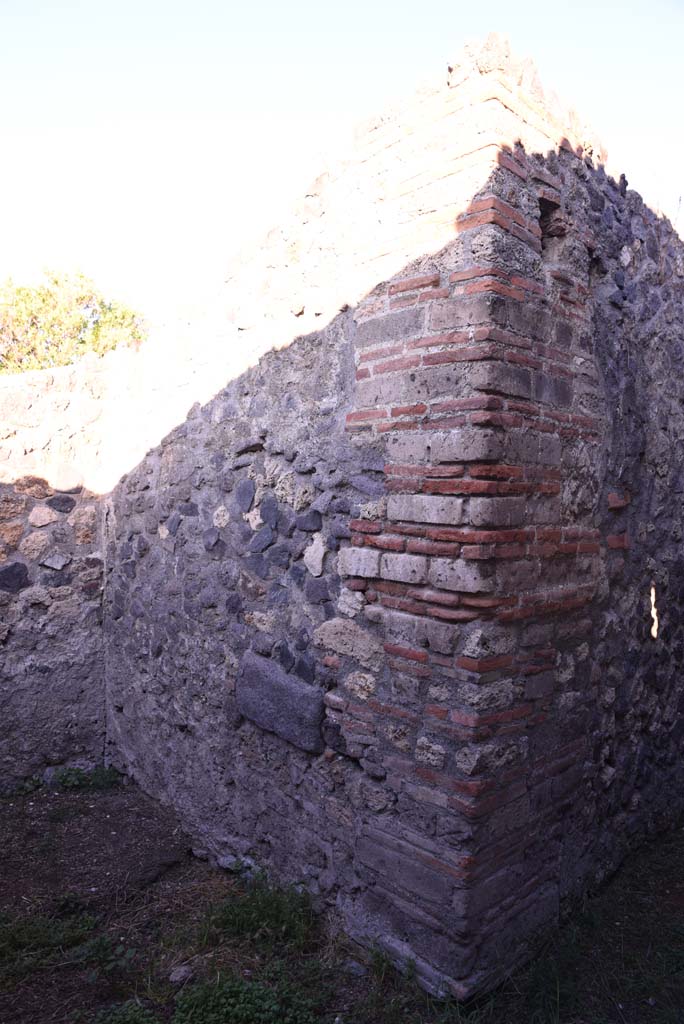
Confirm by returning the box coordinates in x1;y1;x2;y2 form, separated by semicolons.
328;36;651;996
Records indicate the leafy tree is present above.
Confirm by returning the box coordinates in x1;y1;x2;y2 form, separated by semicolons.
0;271;146;374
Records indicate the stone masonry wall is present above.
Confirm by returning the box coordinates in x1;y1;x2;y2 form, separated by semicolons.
0;279;321;788
0;476;102;787
2;35;683;998
0;364;105;788
337;138;684;989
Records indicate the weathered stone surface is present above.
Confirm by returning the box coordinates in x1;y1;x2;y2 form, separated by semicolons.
0;522;24;549
296;510;322;532
337;547;380;578
47;494;77;513
468;497;526;527
28;505;60;528
303;533;326;576
387;495;463;525
355;829;453;904
314;617;383;670
385;429;503;465
234;478;256;512
237;651;324;753
469;360;531;399
380;552;428;584
344;671;376;700
249;526;274;552
40;552;71;571
212;504;230;528
19;531;51;560
0;494;26;521
337;588;364;617
14;476;52;499
371;607;457;655
67;505;98;544
0;477;104;790
415;736;446;768
0;562;30;592
429;559;494;593
355;307;424;348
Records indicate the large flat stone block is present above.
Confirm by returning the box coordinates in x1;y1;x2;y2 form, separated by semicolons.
237;651;324;753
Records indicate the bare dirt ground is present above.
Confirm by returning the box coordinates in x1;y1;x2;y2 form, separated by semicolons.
1;777;684;1024
0;781;192;1023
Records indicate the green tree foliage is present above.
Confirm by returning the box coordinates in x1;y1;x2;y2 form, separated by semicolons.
0;271;147;374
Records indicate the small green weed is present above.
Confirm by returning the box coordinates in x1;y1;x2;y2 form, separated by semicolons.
369;945;396;985
71;934;138;981
204;873;318;954
54;766;122;790
14;775;43;795
0;910;96;981
93;1000;159;1024
172;974;318;1024
0;775;43;798
260;959;332;1017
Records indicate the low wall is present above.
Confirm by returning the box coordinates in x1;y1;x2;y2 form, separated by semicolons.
0;296;296;786
0;474;103;785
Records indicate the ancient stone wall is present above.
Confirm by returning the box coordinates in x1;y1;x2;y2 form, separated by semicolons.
1;35;683;998
339;138;684;989
0;312;300;788
0;363;105;786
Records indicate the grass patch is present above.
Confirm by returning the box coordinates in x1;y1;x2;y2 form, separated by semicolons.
54;766;122;791
202;872;318;955
93;1002;159;1024
172;974;319;1024
1;765;123;799
3;784;684;1024
70;934;139;982
0;910;97;983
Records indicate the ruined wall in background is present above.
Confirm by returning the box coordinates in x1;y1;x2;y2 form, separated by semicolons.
0;365;105;787
0;300;322;788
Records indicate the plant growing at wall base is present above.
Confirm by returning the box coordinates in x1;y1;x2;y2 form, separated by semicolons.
204;872;318;954
54;766;122;791
171;974;318;1024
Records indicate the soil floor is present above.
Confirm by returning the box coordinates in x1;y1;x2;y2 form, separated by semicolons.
1;779;684;1024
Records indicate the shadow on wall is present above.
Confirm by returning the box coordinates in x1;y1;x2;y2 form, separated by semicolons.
1;129;683;998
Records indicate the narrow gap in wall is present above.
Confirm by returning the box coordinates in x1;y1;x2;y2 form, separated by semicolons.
589;253;608;279
651;585;659;638
538;196;564;259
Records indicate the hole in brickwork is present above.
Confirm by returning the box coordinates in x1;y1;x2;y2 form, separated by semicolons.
539;195;560;229
650;583;659;639
539;196;567;259
589;253;608;278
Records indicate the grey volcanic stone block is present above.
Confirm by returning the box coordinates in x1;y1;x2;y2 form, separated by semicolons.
237;651;324;753
235;478;256;512
47;494;76;513
0;563;30;592
355;307;424;348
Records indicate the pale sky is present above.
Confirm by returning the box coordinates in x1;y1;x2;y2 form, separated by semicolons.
1;0;682;324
